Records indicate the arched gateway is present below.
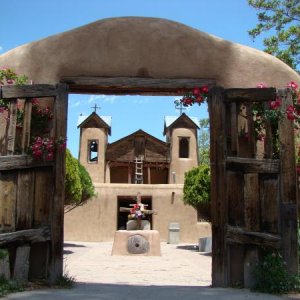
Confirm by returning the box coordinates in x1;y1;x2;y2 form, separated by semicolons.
0;17;299;286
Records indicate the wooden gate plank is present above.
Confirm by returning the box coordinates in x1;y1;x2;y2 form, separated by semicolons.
7;99;17;155
16;170;34;230
13;245;30;283
209;87;228;287
244;173;260;231
21;100;32;153
260;178;279;233
227;171;244;227
0;172;17;233
34;169;53;226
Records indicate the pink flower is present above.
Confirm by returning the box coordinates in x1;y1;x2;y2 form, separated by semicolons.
257;83;267;88
45;152;54;161
6;79;14;84
192;87;200;97
286;105;296;120
269;97;281;110
195;95;204;103
201;86;209;93
287;81;298;90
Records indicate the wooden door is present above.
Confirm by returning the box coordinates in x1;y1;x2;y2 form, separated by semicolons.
0;84;68;283
209;87;298;287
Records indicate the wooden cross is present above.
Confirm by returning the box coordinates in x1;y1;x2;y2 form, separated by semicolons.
175;101;186;115
91;103;101;113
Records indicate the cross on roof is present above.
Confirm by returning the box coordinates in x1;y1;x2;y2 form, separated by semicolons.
91;103;101;113
175;101;186;115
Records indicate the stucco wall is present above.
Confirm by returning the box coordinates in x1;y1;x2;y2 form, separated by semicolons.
64;183;211;243
169;127;198;184
0;17;298;88
79;127;107;183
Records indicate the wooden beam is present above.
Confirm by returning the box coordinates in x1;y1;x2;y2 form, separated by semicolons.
0;155;54;171
1;85;58;99
226;225;281;249
61;76;216;95
0;227;50;247
224;88;276;102
226;157;279;173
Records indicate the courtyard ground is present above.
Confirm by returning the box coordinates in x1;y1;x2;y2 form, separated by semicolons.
4;241;300;299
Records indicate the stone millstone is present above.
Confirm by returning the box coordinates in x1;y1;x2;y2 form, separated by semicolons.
127;234;150;254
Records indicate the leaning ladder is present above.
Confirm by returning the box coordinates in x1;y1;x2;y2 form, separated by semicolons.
134;156;143;184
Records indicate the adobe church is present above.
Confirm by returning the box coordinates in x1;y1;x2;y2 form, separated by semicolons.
64;110;211;242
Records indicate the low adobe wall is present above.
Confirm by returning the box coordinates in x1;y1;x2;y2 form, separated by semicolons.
64;183;211;243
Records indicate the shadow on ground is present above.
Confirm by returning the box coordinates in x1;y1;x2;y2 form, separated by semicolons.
4;283;285;300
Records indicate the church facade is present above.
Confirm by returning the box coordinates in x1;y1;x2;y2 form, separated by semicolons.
64;112;211;242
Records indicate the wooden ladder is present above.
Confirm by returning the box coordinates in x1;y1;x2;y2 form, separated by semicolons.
134;156;143;184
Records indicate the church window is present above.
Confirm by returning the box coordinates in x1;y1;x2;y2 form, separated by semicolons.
88;140;98;162
179;137;189;158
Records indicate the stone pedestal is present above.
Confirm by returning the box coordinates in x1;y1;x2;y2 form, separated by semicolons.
111;230;161;256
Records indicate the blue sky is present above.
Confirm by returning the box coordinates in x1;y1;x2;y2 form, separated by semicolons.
0;0;264;158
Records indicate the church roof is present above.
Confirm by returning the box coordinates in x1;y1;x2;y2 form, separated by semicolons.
164;114;199;135
106;129;169;163
77;112;112;135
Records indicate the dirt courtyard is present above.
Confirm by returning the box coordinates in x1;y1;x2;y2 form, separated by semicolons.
63;241;212;286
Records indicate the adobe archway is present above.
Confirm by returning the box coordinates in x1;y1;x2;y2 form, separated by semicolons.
0;17;299;287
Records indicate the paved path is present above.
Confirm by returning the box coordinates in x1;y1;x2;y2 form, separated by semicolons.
4;241;300;299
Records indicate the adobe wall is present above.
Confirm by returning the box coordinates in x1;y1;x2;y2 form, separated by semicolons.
64;183;211;243
0;17;298;88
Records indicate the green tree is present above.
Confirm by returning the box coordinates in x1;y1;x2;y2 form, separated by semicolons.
65;149;82;204
248;0;300;71
65;149;95;209
198;118;210;165
183;165;211;222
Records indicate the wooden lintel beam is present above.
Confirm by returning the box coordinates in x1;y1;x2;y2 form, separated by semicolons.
226;156;279;173
0;155;54;171
1;84;59;99
61;76;216;95
224;88;276;102
0;227;51;247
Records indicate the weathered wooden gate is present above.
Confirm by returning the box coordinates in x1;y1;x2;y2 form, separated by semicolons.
0;84;67;283
209;87;298;287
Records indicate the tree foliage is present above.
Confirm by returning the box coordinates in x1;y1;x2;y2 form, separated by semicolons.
65;149;95;207
183;164;211;221
248;0;300;71
198;118;210;165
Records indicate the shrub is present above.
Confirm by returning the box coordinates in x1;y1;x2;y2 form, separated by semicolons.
253;252;300;294
183;164;211;221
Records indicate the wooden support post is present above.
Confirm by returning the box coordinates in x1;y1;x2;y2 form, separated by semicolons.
209;87;228;287
278;89;298;275
148;167;151;184
49;84;68;283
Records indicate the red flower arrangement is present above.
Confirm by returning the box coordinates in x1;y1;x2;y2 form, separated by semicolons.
174;86;209;107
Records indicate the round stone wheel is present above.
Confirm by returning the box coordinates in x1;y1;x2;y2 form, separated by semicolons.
127;234;150;254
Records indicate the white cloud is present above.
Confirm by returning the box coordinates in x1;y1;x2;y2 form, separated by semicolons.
88;95;119;104
131;97;149;104
70;100;81;108
0;46;3;53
